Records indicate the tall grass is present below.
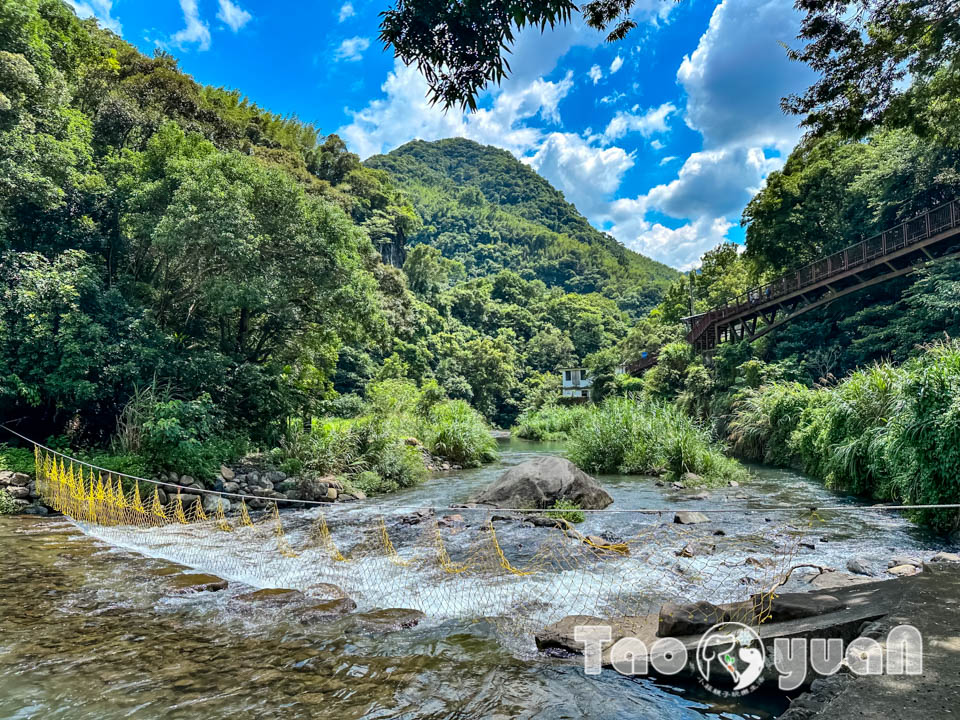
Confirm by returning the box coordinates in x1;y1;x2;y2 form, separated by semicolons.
728;340;960;532
273;381;498;496
567;397;747;487
512;404;590;441
419;400;498;467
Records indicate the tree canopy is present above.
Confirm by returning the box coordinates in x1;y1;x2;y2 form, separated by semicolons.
378;0;649;109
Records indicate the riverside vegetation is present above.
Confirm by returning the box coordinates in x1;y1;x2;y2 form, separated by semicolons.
4;1;960;532
0;1;675;495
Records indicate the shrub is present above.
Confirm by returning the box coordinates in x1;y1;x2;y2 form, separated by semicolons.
0;444;35;474
350;470;395;494
79;452;149;478
116;388;245;483
726;341;960;531
728;382;819;465
0;488;18;515
326;393;367;418
568;397;745;487
545;499;585;523
512;404;589;441
419;399;498;466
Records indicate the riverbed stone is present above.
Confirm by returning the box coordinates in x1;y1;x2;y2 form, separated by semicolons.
680;472;703;485
657;600;749;637
535;614;609;652
673;511;709;525
805;570;875;590
471;456;613;510
845;556;876;576
677;541;716;557
293;476;333;502
437;513;463;527
168;573;229;594
236;588;305;606
6;485;30;499
887;563;921;577
300;597;357;623
202;494;231;514
352;608;425;632
756;591;845;622
222;481;240;494
930;552;960;563
220;465;235;481
888;555;922;569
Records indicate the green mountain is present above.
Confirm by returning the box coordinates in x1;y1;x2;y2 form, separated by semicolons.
365;138;679;316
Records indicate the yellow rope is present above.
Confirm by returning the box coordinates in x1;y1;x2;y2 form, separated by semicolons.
487;519;535;576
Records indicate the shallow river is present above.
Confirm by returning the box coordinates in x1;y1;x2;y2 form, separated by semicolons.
0;439;952;719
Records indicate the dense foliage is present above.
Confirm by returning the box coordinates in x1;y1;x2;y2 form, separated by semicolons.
729;341;960;531
273;379;497;495
0;1;675;480
566;398;747;487
380;0;641;110
783;0;960;145
367;139;678;312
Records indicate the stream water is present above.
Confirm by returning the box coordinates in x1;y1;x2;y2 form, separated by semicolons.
0;438;952;719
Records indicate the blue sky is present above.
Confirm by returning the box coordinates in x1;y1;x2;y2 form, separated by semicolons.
67;0;816;270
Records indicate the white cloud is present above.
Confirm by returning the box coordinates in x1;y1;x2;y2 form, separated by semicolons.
171;0;211;51
65;0;121;34
604;203;732;270
217;0;251;32
335;36;370;62
609;55;624;74
650;139;664;150
588;64;603;84
601;102;676;143
591;0;815;268
677;0;814;153
338;2;355;22
659;155;678;166
528;133;634;216
644;147;778;220
339;61;575;159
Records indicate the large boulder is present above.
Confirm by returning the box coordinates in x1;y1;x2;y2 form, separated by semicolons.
472;457;613;510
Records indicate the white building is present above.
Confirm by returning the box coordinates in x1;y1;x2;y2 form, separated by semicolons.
560;367;591;399
560;365;627;399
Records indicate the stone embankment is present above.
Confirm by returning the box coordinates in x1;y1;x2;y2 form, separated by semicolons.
0;470;45;515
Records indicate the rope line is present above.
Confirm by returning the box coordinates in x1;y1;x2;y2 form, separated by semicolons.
4;424;954;515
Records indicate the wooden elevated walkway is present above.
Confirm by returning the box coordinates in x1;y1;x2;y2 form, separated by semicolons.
631;199;960;374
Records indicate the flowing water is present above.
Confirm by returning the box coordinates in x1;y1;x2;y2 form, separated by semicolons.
0;438;952;719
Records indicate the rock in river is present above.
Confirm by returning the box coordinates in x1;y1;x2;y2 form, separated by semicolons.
352;608;425;632
168;573;229;594
471;457;613;510
673;511;709;525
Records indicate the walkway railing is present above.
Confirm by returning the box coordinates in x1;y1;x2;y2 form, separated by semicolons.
689;199;960;342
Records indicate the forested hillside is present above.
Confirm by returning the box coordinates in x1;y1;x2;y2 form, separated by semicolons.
0;0;681;478
366;138;678;315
